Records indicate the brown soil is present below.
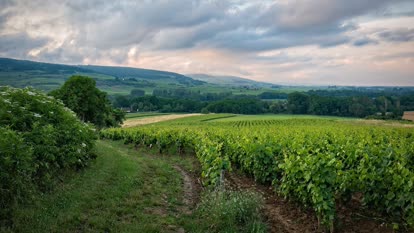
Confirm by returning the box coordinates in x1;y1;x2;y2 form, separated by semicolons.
173;165;199;215
225;171;398;233
225;172;318;233
402;112;414;121
351;119;414;128
122;114;202;127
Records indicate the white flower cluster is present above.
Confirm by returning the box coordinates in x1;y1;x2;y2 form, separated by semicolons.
27;91;36;96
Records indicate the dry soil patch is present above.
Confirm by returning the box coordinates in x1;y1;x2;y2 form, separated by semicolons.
122;114;202;127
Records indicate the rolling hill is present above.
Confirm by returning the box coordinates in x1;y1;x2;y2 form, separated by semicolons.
187;73;277;88
0;57;205;95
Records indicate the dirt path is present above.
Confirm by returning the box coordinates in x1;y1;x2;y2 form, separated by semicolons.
173;165;197;215
122;114;202;127
225;173;318;233
225;172;397;233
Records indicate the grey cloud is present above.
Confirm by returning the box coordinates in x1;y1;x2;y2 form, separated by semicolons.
66;0;227;28
1;0;413;65
35;46;85;64
352;37;378;47
259;0;398;30
378;28;414;42
376;51;414;60
64;0;229;49
0;32;49;58
148;0;399;52
0;0;16;30
0;0;14;9
0;12;10;30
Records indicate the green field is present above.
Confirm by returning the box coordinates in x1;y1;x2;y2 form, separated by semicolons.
101;114;414;231
205;114;356;122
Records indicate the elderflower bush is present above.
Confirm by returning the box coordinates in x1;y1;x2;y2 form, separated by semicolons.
0;86;96;225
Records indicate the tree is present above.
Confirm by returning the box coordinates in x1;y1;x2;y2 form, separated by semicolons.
113;95;130;108
287;92;310;114
50;75;125;128
130;89;145;97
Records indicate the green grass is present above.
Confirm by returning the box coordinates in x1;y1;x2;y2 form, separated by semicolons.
186;190;266;233
8;140;193;233
6;140;267;233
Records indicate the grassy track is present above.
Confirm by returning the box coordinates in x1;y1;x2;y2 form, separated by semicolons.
9;140;194;233
6;139;266;233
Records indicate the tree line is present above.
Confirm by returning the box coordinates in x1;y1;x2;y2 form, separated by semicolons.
112;89;414;119
286;92;413;118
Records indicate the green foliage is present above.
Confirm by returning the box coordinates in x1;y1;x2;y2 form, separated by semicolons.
206;98;266;114
288;92;310;114
0;128;33;224
51;75;125;128
101;116;414;229
188;190;266;233
130;89;145;97
280;152;340;227
0;86;96;226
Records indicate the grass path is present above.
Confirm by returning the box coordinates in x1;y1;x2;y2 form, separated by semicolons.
10;140;196;233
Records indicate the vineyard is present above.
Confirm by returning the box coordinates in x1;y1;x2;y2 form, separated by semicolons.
101;114;414;230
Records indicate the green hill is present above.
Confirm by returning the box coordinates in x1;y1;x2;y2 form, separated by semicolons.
187;73;277;88
0;57;205;95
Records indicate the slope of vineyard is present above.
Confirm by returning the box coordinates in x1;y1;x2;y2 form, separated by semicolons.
100;115;414;230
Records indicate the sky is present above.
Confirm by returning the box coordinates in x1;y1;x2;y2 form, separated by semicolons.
0;0;413;86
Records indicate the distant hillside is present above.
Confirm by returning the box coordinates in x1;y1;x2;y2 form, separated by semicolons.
0;57;205;95
0;57;93;74
187;74;276;88
80;65;204;86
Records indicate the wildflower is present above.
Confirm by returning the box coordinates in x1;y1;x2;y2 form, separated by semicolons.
81;143;86;147
34;113;41;118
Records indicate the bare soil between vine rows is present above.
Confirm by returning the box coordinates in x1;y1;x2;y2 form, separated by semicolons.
225;171;397;233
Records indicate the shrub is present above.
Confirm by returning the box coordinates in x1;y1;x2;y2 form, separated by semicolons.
0;86;96;226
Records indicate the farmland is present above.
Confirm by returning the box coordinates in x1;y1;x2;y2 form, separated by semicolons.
101;114;414;231
2;1;414;232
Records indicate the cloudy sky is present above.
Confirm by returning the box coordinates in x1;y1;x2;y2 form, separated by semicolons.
0;0;413;86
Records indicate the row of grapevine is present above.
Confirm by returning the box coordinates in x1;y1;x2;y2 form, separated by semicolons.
100;119;414;229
